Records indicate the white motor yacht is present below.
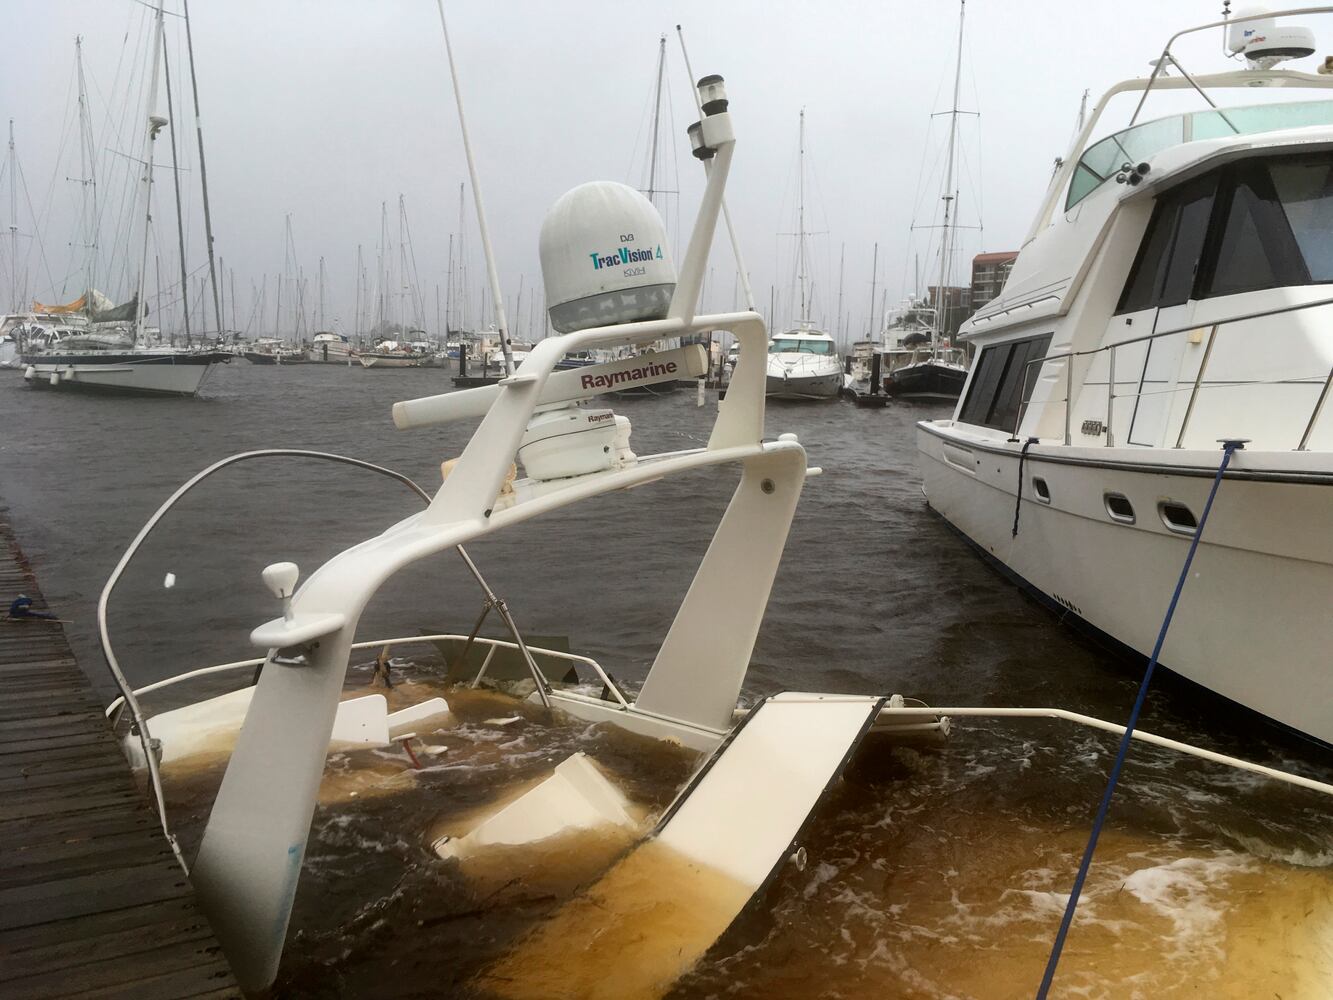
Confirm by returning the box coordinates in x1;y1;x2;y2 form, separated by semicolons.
917;8;1333;745
764;326;844;399
307;331;353;363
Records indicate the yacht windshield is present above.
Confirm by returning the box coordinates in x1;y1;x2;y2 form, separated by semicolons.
769;338;834;355
1066;99;1333;212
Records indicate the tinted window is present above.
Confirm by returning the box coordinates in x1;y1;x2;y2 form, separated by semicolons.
958;345;1009;425
1118;199;1176;313
1270;158;1333;280
1158;179;1215;306
1206;162;1310;297
1117;176;1215;313
989;335;1053;432
958;333;1053;432
1120;153;1333;308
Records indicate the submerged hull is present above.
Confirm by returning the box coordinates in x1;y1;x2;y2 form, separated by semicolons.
21;351;228;396
883;359;967;400
917;422;1333;745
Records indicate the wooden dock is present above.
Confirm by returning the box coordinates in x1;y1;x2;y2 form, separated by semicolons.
0;515;239;999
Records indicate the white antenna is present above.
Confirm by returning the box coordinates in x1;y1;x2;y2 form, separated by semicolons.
435;2;514;376
676;25;756;312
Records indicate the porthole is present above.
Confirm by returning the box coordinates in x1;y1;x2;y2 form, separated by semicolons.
1104;492;1135;524
1159;500;1198;535
1032;477;1051;503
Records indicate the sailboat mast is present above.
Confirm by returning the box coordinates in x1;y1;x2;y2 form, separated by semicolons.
162;39;192;344
933;0;967;352
398;194;408;335
318;255;325;331
868;241;878;338
836;242;845;349
75;38;99;305
797;109;808;325
646;34;666;206
353;244;362;340
180;0;222;337
457;182;468;330
445;233;454;333
434;2;513;376
376;201;387;334
8;121;19;313
133;2;168;344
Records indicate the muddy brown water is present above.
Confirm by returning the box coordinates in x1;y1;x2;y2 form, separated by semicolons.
0;362;1328;998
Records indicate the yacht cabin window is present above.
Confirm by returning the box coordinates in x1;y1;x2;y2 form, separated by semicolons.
957;333;1053;432
1116;152;1333;312
768;338;834;354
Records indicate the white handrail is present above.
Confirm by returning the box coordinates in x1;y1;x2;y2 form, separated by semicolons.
877;705;1333;797
104;633;625;718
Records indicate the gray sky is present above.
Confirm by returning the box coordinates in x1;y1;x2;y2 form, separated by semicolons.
0;1;1286;343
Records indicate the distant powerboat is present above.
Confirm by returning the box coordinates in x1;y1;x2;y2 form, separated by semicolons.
242;338;307;365
765;326;843;399
307;331;353;364
766;112;841;401
358;340;428;368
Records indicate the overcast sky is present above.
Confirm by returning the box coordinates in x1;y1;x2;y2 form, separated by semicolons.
1;1;1309;344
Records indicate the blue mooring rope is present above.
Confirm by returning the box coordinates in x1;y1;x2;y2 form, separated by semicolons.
1035;439;1246;999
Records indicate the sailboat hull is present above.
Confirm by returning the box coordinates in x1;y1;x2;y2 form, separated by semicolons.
21;352;228;396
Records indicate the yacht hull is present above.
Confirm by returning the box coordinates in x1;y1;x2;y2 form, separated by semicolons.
764;371;843;400
917;422;1333;745
21;353;226;396
358;353;422;369
883;359;967;400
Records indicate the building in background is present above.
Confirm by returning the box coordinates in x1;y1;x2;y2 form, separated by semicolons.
926;285;972;342
970;251;1019;315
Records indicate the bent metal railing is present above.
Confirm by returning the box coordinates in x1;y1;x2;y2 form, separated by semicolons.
1012;292;1333;449
104;633;630;722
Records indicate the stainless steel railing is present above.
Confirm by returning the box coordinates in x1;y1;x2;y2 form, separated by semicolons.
1012;292;1333;449
104;632;630;720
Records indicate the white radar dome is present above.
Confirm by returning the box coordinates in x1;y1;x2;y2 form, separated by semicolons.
1228;11;1316;69
539;181;676;333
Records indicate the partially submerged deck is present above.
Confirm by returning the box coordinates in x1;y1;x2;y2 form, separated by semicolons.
0;514;238;999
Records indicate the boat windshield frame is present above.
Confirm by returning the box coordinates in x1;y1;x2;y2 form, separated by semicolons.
1066;98;1333;211
1028;5;1333;239
768;336;835;355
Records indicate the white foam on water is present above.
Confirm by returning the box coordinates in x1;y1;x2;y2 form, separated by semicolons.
1119;851;1257;962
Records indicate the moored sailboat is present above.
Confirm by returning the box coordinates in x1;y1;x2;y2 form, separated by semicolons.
20;12;228;396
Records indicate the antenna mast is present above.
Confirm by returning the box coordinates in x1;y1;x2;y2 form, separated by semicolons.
676;25;756;312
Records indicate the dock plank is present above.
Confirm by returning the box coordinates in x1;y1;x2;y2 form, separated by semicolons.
0;515;239;998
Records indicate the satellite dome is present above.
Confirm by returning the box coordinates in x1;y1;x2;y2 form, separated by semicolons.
539;182;676;334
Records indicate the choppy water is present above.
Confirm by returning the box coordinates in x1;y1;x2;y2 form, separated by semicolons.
1;361;1329;998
